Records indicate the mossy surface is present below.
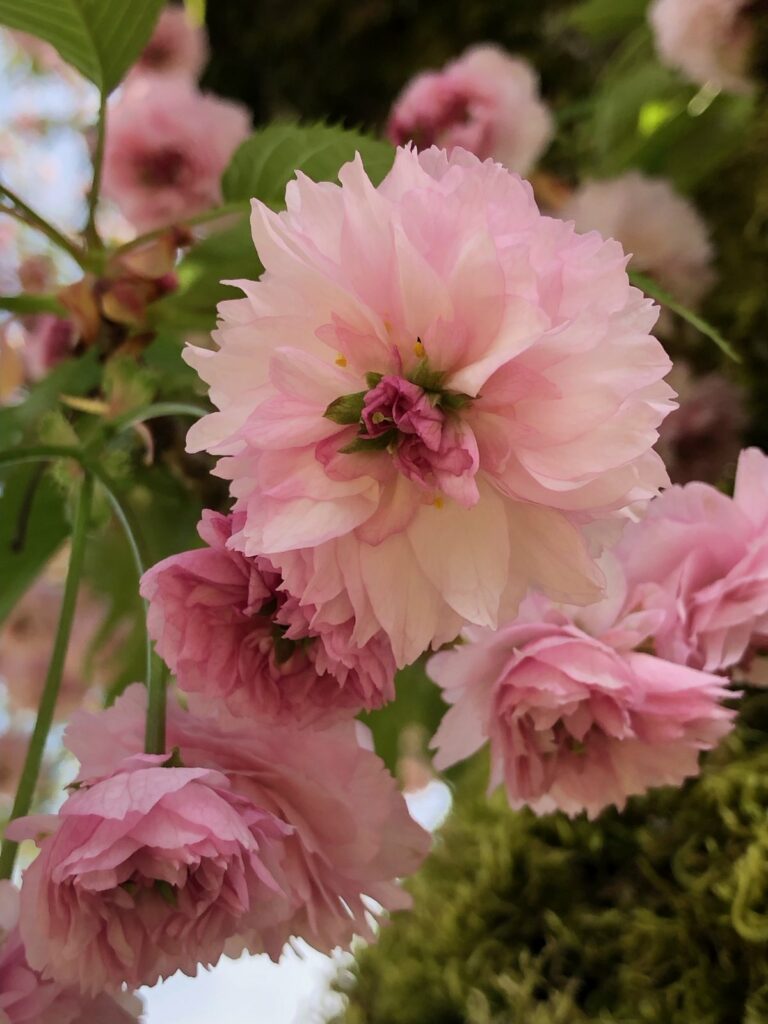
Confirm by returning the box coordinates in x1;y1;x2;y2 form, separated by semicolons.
334;694;768;1023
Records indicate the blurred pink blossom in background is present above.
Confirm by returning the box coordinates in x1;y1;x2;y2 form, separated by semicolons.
387;44;553;174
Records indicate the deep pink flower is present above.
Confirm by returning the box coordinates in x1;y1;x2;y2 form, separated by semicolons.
132;5;208;79
618;447;768;673
0;881;140;1024
429;589;735;818
650;0;755;93
387;45;553;174
9;756;292;993
102;76;249;231
140;510;395;722
186;146;674;664
62;687;430;960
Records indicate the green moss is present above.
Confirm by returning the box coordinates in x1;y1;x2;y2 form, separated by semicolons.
334;694;768;1023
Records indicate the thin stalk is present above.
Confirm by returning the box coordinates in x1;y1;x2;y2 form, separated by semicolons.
108;401;209;435
145;655;167;756
0;472;94;880
0;185;87;267
0;445;158;749
85;92;108;250
113;203;247;257
629;270;741;363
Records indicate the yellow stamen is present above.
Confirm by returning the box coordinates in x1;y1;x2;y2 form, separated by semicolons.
413;340;425;358
433;495;444;509
335;354;348;367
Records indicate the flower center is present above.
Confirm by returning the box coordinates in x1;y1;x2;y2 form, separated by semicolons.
323;356;477;499
140;146;187;187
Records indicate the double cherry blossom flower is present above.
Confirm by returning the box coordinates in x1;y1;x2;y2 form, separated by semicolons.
186;146;675;665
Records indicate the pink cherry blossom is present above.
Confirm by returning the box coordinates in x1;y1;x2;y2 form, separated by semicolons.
132;5;208;80
140;510;395;722
0;881;140;1024
102;75;250;231
9;755;293;993
649;0;756;93
63;686;430;959
20;316;76;382
618;447;768;673
387;45;553;174
0;576;113;720
186;146;675;664
564;173;714;331
658;363;746;484
429;589;735;819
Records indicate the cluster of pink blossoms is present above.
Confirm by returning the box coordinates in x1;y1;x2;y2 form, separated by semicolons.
3;67;756;1006
430;447;768;817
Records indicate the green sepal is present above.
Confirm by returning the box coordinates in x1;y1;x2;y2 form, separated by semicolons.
323;391;366;424
340;430;397;455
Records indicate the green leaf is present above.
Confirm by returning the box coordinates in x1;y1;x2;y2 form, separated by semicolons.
222;122;395;208
323;391;366;425
629;270;741;362
563;0;649;38
0;463;69;628
0;0;165;93
409;359;445;392
365;372;384;389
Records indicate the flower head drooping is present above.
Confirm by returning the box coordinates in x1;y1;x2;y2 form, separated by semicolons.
429;577;736;819
140;510;396;723
23;687;431;978
617;447;768;674
186;146;675;664
102;76;249;231
8;754;293;993
387;45;554;174
132;5;209;80
649;0;756;93
0;881;141;1024
564;173;715;330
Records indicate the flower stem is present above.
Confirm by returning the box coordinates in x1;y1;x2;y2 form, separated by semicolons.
113;203;247;257
0;184;87;267
145;655;167;756
85;92;108;250
0;471;94;880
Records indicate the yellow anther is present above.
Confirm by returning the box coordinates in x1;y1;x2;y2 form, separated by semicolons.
413;340;425;358
335;354;348;367
432;495;444;509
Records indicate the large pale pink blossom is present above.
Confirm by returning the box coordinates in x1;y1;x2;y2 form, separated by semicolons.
618;447;768;673
387;45;553;174
140;510;395;722
186;146;675;664
60;687;430;962
429;586;735;818
132;5;208;79
564;173;714;326
0;881;140;1024
102;76;250;231
9;755;293;993
649;0;756;93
